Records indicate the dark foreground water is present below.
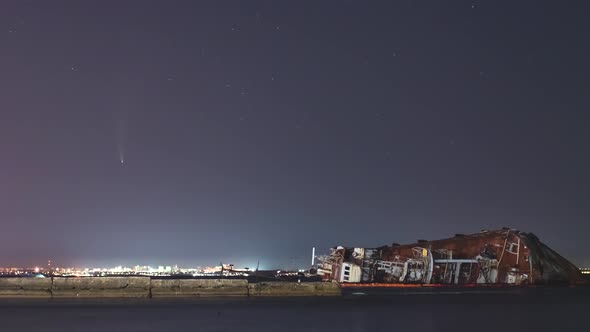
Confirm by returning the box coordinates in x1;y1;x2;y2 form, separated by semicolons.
1;288;588;332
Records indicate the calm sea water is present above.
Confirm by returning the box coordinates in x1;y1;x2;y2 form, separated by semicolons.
0;288;588;332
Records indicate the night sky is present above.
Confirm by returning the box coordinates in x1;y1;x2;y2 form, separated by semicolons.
2;1;589;269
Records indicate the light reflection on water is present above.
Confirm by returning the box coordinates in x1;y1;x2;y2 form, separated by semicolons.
0;289;588;332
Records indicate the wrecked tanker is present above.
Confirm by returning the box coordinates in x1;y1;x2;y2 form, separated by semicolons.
314;228;584;285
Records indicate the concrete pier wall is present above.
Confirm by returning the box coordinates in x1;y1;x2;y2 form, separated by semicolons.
248;281;341;296
0;277;340;298
151;279;248;297
52;277;151;298
0;278;52;298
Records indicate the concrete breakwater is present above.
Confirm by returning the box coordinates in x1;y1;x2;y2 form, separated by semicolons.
248;281;343;296
0;277;341;298
52;277;151;298
0;277;52;297
151;279;249;297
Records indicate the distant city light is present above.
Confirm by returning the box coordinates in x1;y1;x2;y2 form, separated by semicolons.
0;263;299;278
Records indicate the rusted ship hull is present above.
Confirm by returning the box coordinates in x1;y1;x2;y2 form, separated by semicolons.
314;228;585;286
